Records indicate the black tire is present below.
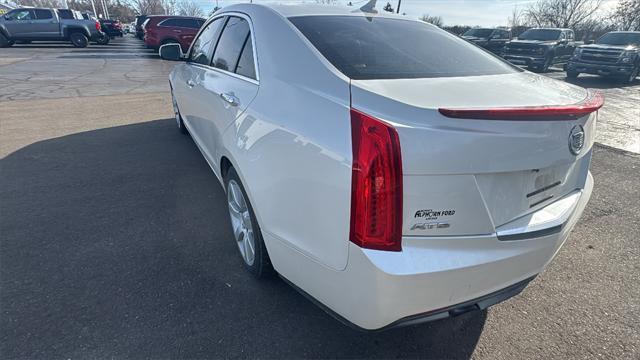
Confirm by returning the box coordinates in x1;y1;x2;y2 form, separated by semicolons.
70;32;89;48
539;55;553;73
224;167;274;279
566;70;580;79
97;35;110;45
620;66;639;85
161;39;178;46
171;90;188;134
0;33;13;48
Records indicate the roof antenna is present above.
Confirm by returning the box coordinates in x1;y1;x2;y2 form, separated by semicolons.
358;0;377;14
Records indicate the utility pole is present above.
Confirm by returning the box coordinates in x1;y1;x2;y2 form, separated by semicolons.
396;0;401;14
90;0;97;16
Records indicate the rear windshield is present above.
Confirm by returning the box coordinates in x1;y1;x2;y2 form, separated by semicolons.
597;32;640;46
289;16;517;80
518;29;561;41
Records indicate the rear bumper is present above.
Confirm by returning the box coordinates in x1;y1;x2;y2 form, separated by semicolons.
503;54;546;66
268;173;593;330
567;60;635;76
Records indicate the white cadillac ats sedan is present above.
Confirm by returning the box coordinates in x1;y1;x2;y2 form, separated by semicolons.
161;3;602;330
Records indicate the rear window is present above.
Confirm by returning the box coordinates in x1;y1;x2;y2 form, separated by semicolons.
289;16;517;80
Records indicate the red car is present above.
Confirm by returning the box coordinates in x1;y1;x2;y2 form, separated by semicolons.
143;15;205;50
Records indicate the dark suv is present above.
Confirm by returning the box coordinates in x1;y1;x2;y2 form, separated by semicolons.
462;28;512;54
135;15;147;40
503;28;577;72
567;31;640;84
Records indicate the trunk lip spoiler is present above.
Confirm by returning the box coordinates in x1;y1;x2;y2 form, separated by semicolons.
438;89;604;121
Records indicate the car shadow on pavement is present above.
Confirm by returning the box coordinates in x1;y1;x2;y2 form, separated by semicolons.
0;119;486;359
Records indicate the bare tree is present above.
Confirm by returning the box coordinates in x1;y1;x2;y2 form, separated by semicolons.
611;0;640;31
508;5;526;28
129;0;165;15
177;0;202;17
420;14;443;27
525;0;604;28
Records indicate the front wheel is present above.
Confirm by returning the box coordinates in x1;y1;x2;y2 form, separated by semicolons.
225;167;273;278
171;90;188;134
0;33;13;48
70;32;89;48
621;66;639;85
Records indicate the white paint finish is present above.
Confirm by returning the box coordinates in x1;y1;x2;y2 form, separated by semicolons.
170;3;596;329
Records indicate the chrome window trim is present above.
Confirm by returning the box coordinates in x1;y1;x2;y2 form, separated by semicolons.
186;11;260;84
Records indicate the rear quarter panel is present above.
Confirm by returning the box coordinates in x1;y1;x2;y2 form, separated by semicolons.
219;6;353;271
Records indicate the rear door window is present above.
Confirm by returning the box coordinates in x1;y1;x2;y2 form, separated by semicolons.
235;36;256;80
211;16;250;72
35;9;53;20
290;16;518;80
189;17;225;65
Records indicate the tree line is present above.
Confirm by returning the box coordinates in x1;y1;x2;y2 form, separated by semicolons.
6;0;205;22
418;0;639;40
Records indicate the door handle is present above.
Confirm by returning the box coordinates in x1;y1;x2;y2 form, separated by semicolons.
186;80;195;88
220;92;239;106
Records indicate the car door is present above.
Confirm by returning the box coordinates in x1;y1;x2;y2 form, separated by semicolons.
191;15;259;172
173;16;226;152
3;9;34;38
32;9;59;38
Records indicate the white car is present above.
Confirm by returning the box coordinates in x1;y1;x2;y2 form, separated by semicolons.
160;3;601;330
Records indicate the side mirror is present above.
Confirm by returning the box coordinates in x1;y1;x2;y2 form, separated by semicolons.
159;43;184;61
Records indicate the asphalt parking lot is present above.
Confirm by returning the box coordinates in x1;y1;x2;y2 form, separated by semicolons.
1;36;639;359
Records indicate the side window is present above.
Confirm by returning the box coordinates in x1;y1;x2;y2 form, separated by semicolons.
236;36;256;80
212;17;251;72
560;32;566;40
35;9;53;20
57;9;73;20
7;10;32;21
160;19;178;27
189;17;225;65
568;31;575;40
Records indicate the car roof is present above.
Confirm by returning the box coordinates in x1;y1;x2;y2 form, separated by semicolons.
223;3;409;20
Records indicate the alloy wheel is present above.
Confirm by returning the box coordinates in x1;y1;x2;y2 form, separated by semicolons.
227;180;256;266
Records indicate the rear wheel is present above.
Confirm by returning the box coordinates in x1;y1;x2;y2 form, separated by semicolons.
96;34;110;45
566;70;580;79
161;39;178;46
171;90;188;134
70;32;89;48
225;167;273;279
0;33;13;48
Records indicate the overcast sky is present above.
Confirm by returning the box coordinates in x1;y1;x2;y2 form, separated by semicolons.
199;0;620;27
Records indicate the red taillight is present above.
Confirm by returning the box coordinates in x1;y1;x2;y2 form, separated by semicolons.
95;21;101;31
350;108;403;252
438;89;604;121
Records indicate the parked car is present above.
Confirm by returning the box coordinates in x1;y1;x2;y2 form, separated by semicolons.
161;4;599;331
462;27;511;54
100;19;123;38
143;15;204;50
503;28;578;72
135;15;147;39
567;31;640;84
0;7;104;48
